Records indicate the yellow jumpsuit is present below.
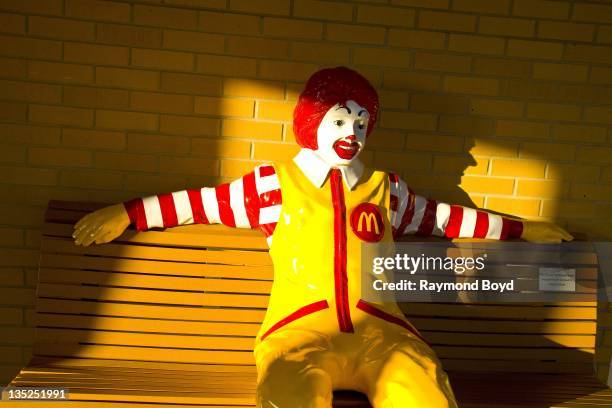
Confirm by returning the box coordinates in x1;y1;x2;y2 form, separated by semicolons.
254;161;457;408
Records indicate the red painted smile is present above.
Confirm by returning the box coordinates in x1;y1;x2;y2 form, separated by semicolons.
333;139;360;160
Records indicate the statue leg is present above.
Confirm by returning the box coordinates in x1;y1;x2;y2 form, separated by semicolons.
254;329;339;408
361;336;458;408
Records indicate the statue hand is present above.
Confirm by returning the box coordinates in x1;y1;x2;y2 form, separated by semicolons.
73;203;130;247
520;221;574;244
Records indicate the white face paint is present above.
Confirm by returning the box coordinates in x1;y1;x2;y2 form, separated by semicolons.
314;99;369;167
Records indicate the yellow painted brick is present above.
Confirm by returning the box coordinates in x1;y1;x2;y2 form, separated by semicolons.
131;91;193;114
546;163;601;182
0;79;60;104
496;120;550;139
162;72;221;96
419;11;476;33
383;70;441;92
449;34;505;56
388;29;446;49
405;134;464;152
195;97;254;118
198;11;260;35
0;56;25;78
28;147;91;168
285;83;304;101
527;102;582;122
444;76;499;96
253;142;300;161
132;48;193;71
507;39;563;60
0;123;60;145
0;166;57;186
411;93;468;114
453;0;509;14
96;110;158;131
191;138;251;159
391;0;448;9
228;36;289;59
433;155;488;175
29;104;93;127
28;16;94;41
63;128;125;151
470;98;523;118
585;107;612;125
257;101;294;121
0;34;61;60
487;197;541;217
414;52;470;73
127;132;189;155
576;146;612;165
222;119;283;140
499;80;557;101
259;60;318;82
0;143;25;164
553;124;607;143
573;3;612;24
65;0;130;22
367;129;405;149
473;57;530;78
230;0;290;16
565;44;612;65
94;151;157;172
598;25;612;44
379;90;409;110
379;112;438;131
533;63;588;82
196;54;257;77
96;67;159;90
27;61;93;84
133;4;198;29
513;0;568;19
159;156;218;175
440;116;495;137
64;42;128;66
461;176;514;195
356;66;382;88
357;5;415;28
291;42;349;64
1;0;62;16
571;183;612;201
326;24;386;45
294;0;353;22
479;16;534;38
224;78;284;100
0;12;24;34
517;179;568;198
264;18;321;40
160;114;219;136
354;48;411;68
63;86;129;109
60;170;123;190
538;21;594;42
220;159;258;178
123;173;191;193
604;167;612;183
541;200;595;218
0;267;22;285
163;29;224;54
467;137;518;157
374;151;431;172
0;100;26;122
97;23;161;48
491;159;546;178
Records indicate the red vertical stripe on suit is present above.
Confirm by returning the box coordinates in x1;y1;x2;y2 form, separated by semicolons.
215;183;236;227
187;189;208;224
259;165;275;177
123;198;148;231
501;218;523;240
242;171;259;228
157;193;178;228
260;300;329;341
260;189;281;207
416;199;437;236
473;211;489;238
444;205;463;238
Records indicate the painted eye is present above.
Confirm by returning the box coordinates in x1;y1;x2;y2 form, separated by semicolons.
333;120;344;127
358;123;365;130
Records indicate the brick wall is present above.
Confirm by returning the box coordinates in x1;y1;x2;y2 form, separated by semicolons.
0;0;611;385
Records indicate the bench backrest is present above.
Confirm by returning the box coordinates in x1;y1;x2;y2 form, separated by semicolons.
35;200;599;374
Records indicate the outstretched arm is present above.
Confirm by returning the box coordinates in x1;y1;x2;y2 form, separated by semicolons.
73;164;281;246
388;173;572;243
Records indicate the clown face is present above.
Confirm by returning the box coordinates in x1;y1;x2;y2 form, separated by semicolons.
315;99;369;167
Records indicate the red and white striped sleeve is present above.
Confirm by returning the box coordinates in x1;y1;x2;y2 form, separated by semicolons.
122;164;282;242
388;172;523;240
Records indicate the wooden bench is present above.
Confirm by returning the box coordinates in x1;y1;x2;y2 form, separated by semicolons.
2;200;611;407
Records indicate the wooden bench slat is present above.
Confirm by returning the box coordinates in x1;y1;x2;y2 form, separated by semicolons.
402;303;597;320
410;318;597;334
442;359;594;374
434;346;594;362
425;332;595;348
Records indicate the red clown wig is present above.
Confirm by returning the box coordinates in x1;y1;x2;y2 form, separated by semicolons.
293;66;379;150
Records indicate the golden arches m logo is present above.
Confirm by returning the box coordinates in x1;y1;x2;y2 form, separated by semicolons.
350;203;385;243
357;211;380;234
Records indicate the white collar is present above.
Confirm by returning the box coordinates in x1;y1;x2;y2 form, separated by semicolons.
292;148;364;190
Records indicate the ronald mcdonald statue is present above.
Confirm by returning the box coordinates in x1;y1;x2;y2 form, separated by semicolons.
73;66;573;408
